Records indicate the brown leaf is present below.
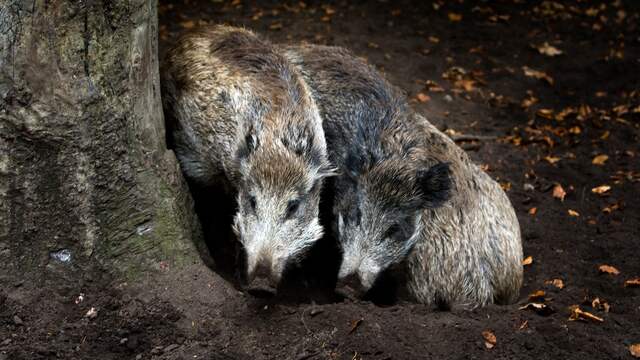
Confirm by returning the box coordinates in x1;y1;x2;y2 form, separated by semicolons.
591;185;611;195
518;320;529;330
536;108;555;119
552;184;566;201
269;22;283;30
528;290;546;302
567;209;580;217
522;256;533;266
536;42;563;56
521;96;539;109
482;330;497;349
349;318;363;334
591;297;610;313
528;207;537;215
599;265;620;275
592;154;609;165
568;305;603;322
522;66;554;85
624;278;640;287
416;93;431;103
544;156;561;164
448;13;462;22
180;20;196;29
630;344;640;358
545;278;564;289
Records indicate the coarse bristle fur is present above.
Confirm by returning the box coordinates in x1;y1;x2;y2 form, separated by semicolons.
284;43;523;308
161;25;332;289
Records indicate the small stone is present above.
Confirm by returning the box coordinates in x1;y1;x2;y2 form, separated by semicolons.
151;346;162;354
85;307;98;319
120;338;128;345
12;315;23;326
524;340;535;350
135;355;142;360
1;338;12;346
523;183;535;191
444;94;453;102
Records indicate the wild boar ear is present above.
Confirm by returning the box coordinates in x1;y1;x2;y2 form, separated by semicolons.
416;162;452;208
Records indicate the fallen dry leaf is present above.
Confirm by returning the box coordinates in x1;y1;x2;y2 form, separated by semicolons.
416;93;431;103
519;302;555;316
522;256;533;266
179;20;195;29
592;154;609;165
552;184;566;201
537;108;555;120
482;330;497;349
518;320;529;330
567;209;580;217
536;42;563;56
448;12;462;22
545;278;564;289
624;278;640;287
603;202;621;214
522;66;554;85
544;156;561;164
591;185;611;195
630;344;640;358
568;305;603;322
528;290;546;302
599;264;620;275
528;207;537;215
591;297;610;313
349;318;363;334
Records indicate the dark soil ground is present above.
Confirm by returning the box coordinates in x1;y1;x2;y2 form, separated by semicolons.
2;1;640;359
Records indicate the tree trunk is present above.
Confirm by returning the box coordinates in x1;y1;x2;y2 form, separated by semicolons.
0;0;203;282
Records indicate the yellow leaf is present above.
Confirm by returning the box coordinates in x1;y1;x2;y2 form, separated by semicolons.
599;264;620;275
180;20;196;29
448;13;462;22
544;156;561;164
522;256;533;266
537;42;563;56
528;290;546;302
545;278;564;289
568;305;603;322
552;184;566;201
567;209;580;217
630;344;640;358
591;185;611;194
592;154;609;165
537;108;555;119
569;126;581;134
624;278;640;287
522;66;554;85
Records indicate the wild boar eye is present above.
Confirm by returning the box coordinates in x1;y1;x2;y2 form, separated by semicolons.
384;224;402;240
285;199;300;219
248;195;257;213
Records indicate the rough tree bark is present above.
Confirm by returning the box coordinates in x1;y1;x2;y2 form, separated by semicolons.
0;0;203;282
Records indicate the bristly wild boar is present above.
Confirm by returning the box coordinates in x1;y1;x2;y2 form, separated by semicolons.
285;44;523;308
161;26;333;294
